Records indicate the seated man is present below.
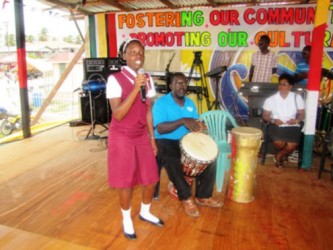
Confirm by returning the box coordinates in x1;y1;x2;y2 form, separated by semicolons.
152;72;223;218
262;73;305;168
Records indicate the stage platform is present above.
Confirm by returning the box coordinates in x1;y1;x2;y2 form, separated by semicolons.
0;124;332;249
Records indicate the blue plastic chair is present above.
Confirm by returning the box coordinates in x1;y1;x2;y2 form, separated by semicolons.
199;110;238;192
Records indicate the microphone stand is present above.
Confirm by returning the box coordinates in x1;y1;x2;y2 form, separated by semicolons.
165;53;176;92
205;66;227;110
85;90;100;140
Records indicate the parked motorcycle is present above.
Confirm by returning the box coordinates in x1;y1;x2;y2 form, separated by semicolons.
0;108;22;135
0;107;7;120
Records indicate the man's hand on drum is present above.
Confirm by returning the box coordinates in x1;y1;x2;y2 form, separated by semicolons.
183;118;205;132
199;121;208;132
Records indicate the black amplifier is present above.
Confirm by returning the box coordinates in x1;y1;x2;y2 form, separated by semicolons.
83;58;107;81
106;57;126;77
238;82;278;97
83;57;126;82
238;82;306;97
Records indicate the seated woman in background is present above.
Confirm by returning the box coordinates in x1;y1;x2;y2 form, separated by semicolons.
262;73;305;168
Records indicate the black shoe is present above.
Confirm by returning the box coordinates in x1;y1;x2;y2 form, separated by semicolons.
139;215;164;227
123;230;136;240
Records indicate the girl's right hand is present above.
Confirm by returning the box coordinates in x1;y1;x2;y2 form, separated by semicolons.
134;74;147;92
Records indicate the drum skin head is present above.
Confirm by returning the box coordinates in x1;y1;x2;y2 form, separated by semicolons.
231;127;262;138
181;132;218;162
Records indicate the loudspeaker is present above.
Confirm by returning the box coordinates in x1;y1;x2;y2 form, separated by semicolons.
106;57;125;76
81;57;125;125
80;94;110;124
83;57;125;82
83;58;107;81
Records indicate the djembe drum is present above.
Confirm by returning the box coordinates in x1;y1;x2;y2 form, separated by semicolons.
168;132;218;199
228;127;262;203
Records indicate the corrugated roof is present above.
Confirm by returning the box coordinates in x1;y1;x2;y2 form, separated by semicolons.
39;0;321;16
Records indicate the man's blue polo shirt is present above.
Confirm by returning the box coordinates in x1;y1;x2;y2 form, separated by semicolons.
152;92;198;140
295;62;309;85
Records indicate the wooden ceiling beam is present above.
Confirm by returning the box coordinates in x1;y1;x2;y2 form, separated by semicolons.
41;0;91;15
93;0;133;12
206;0;219;7
158;0;177;9
39;0;319;16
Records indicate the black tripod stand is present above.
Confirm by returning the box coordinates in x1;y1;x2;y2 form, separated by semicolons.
188;51;210;113
205;66;228;110
85;91;109;140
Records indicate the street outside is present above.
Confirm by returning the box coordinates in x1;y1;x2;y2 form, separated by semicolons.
0;74;81;139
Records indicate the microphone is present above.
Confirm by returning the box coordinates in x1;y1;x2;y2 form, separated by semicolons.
138;68;146;102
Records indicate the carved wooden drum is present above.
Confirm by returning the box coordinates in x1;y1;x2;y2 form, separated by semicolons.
228;127;262;203
168;132;218;199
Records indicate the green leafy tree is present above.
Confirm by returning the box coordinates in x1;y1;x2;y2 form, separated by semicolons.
63;35;74;43
5;33;15;46
26;35;35;43
38;27;49;41
74;35;83;44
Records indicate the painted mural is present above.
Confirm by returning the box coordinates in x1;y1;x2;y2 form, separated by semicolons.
86;4;333;121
